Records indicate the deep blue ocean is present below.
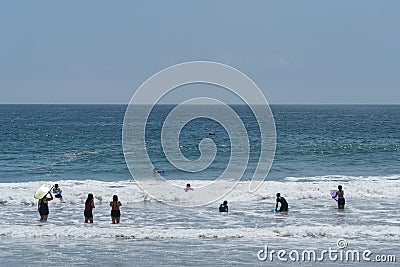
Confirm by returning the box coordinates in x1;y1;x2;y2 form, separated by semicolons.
1;104;399;183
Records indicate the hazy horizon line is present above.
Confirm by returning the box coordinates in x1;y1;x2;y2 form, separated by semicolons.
1;102;400;106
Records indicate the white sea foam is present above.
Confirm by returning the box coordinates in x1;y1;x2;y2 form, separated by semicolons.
0;175;399;207
0;224;398;241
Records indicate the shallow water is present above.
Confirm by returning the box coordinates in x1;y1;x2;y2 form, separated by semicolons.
0;178;399;265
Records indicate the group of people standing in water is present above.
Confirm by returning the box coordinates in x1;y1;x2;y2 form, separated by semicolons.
273;184;346;212
219;185;345;213
38;183;345;222
83;193;122;224
37;184;122;223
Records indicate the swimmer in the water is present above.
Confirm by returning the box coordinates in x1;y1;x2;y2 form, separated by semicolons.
275;193;289;212
153;168;164;174
184;183;193;192
219;200;228;212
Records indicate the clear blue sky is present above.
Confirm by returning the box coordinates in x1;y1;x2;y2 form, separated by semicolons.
0;0;399;104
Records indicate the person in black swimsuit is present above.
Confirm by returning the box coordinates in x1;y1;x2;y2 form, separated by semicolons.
84;193;95;223
275;193;288;212
219;200;228;212
38;191;53;222
110;195;122;224
333;185;345;209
